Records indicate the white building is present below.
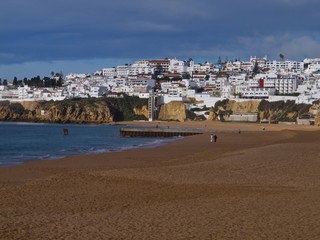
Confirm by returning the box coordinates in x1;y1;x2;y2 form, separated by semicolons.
169;59;185;73
228;73;246;85
303;58;320;75
242;88;269;99
102;67;116;78
274;76;298;94
266;60;303;72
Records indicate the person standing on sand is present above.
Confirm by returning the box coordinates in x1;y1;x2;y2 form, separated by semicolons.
210;134;213;142
214;135;217;142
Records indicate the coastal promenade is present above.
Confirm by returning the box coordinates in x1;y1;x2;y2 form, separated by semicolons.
1;121;320;239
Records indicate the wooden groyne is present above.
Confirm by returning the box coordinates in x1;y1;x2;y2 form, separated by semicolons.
120;127;204;137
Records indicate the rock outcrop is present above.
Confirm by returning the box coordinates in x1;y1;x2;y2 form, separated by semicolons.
0;100;113;123
0;98;315;124
158;101;187;122
0;97;148;123
207;99;311;123
35;101;114;123
133;106;148;119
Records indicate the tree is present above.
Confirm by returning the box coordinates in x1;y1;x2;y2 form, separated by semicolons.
0;78;2;85
252;61;260;75
217;56;222;64
279;53;284;61
3;79;8;86
57;77;63;87
12;76;18;86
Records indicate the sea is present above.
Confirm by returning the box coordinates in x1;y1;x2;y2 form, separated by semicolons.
0;122;179;167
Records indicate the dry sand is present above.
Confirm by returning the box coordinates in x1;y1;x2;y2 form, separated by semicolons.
1;121;320;239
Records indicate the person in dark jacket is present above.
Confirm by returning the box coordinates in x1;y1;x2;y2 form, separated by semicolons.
213;135;217;142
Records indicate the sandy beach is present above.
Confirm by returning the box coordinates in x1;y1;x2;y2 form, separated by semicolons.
1;121;320;239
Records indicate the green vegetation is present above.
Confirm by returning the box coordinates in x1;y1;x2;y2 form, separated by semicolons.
10;74;63;88
0;101;10;107
105;95;148;121
8;103;29;115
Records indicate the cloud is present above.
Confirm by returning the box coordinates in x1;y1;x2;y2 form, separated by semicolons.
233;33;320;60
1;0;320;78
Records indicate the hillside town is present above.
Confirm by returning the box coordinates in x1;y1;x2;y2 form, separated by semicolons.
1;57;320;109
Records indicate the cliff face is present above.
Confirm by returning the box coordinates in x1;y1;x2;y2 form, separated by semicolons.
36;101;114;123
208;100;260;121
0;98;148;123
229;100;260;113
0;101;114;123
207;99;311;122
158;101;187;122
310;103;320;126
158;99;311;123
133;106;148;119
257;100;310;122
0;98;314;124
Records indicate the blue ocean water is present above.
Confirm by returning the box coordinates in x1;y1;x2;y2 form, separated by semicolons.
0;122;177;167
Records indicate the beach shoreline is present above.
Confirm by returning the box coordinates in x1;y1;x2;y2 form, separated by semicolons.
1;121;320;239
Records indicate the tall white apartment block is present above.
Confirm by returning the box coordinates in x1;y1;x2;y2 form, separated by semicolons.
116;66;129;78
266;60;303;72
130;60;154;75
169;59;185;73
274;76;298;94
102;67;116;78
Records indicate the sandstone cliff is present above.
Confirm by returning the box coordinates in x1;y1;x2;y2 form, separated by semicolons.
158;101;187;122
207;99;311;122
0;98;314;124
0;97;148;123
36;100;114;123
309;102;320;126
133;106;148;119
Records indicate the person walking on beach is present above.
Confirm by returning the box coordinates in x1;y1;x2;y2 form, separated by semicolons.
214;135;217;142
210;134;213;142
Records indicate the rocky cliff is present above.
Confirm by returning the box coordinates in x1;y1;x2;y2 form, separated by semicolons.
152;99;312;123
158;101;187;122
0;97;148;123
207;99;311;122
0;100;113;123
0;98;315;124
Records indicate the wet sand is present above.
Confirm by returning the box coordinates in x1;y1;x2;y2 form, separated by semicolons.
1;121;320;239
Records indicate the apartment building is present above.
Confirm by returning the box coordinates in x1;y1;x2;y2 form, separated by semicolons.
266;60;303;72
274;76;298;94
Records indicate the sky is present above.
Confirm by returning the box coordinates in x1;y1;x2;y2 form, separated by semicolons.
1;0;320;80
